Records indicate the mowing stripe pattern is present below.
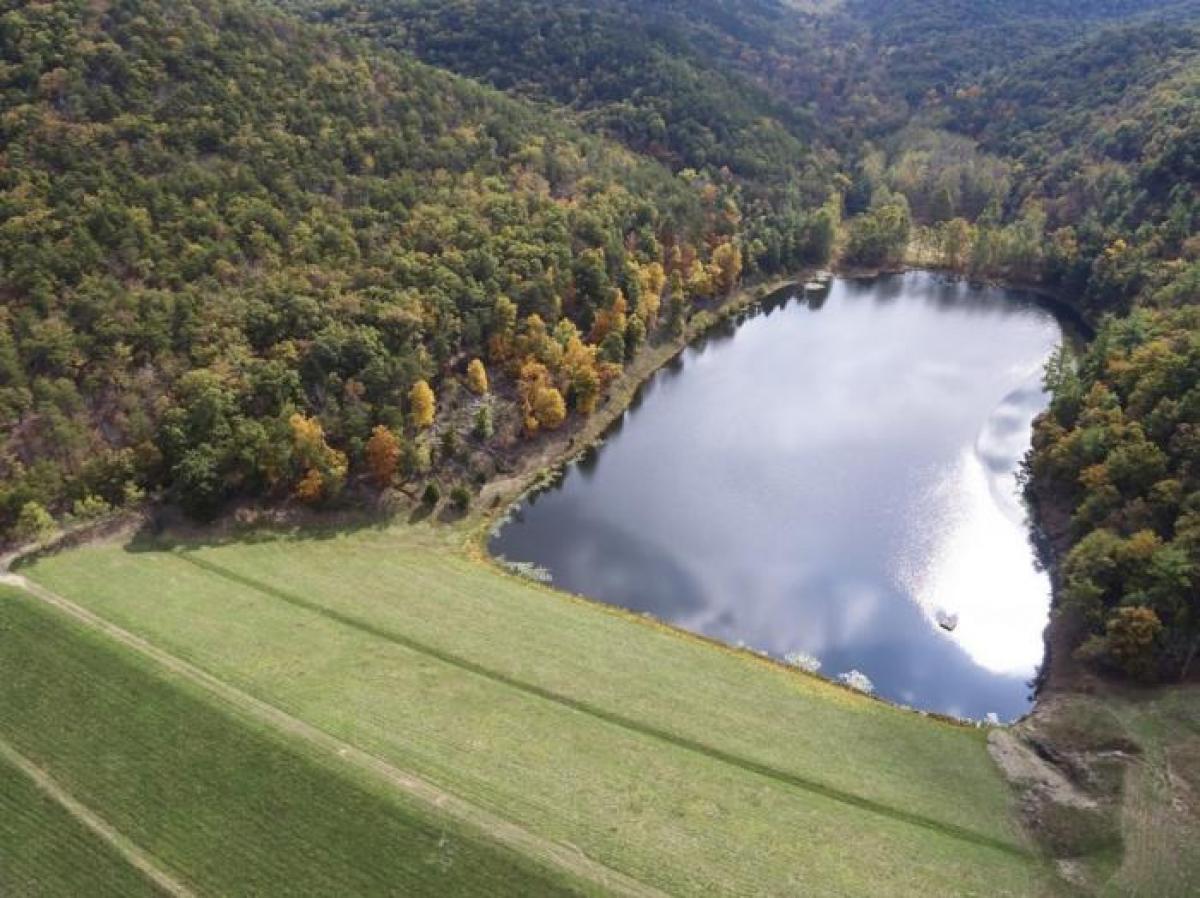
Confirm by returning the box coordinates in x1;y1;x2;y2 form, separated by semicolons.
2;572;665;898
0;736;196;898
173;550;1033;859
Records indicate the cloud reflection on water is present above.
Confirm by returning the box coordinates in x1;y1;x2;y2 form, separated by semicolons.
492;272;1062;721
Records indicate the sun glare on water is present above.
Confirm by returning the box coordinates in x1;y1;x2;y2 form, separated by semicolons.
902;371;1051;678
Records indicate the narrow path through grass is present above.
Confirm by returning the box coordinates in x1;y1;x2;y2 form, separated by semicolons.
0;737;196;898
1;573;661;898
173;550;1029;859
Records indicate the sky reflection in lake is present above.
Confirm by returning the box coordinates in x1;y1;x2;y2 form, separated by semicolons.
491;272;1063;720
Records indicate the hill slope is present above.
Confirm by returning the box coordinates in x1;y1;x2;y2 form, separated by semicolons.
12;521;1056;896
0;0;765;534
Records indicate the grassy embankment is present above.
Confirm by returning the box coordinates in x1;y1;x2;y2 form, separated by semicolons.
9;520;1065;897
0;741;168;898
0;585;592;897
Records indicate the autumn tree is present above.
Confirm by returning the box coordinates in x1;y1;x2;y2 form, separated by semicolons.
516;314;562;371
561;336;602;413
532;383;567;430
517;358;566;433
409;380;436;429
365;425;401;487
667;270;688;336
636;261;666;327
289;413;348;503
710;241;743;294
466;358;489;395
589;291;628;344
685;258;715;300
294;467;326;504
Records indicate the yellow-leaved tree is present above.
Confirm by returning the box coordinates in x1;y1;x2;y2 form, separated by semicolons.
466;358;489;395
409;380;436;429
710;241;743;294
289;413;347;503
686;258;714;300
561;335;601;414
636;261;666;327
532;384;566;430
518;359;566;433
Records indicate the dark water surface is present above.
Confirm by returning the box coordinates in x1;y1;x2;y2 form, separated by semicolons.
491;272;1065;721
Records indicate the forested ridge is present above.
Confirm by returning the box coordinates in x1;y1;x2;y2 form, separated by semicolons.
0;0;780;527
2;0;1199;682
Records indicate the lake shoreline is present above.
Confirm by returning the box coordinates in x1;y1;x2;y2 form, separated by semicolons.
471;272;804;521
10;266;1078;731
474;262;1085;534
481;270;1069;724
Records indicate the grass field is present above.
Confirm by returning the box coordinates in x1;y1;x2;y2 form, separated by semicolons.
13;520;1064;897
1023;686;1200;897
0;745;167;898
1110;687;1200;897
0;585;593;897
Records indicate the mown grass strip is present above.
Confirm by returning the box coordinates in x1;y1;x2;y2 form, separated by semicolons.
0;749;167;898
0;737;195;898
4;573;662;898
0;587;598;898
174;549;1033;859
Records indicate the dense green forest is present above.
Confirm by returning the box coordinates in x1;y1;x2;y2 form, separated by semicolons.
288;0;819;183
1;0;1198;682
283;0;843;272
1032;309;1200;681
0;0;785;527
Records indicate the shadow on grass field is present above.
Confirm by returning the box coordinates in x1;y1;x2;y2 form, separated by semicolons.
13;520;1066;897
171;548;1029;859
0;587;594;897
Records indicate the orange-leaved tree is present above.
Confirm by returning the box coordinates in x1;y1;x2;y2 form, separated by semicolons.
364;425;402;487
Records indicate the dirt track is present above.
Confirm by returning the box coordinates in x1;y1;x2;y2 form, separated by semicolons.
0;571;665;898
0;734;196;898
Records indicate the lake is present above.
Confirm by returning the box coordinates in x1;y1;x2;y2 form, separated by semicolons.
490;271;1067;721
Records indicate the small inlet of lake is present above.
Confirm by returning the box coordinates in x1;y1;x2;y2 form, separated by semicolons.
491;271;1067;721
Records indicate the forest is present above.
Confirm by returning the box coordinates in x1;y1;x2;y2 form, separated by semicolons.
1;0;1198;683
0;0;794;528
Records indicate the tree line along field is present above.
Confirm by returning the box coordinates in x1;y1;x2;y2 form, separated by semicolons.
4;522;1066;897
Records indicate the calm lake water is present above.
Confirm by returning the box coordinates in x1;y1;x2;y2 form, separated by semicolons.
491;271;1065;721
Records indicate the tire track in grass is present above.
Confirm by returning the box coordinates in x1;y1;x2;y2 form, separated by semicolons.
0;573;664;898
170;551;1034;860
0;736;196;898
